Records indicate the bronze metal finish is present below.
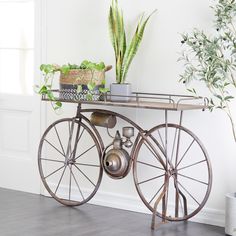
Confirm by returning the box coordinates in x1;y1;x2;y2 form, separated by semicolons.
90;112;117;128
39;90;212;230
103;131;131;179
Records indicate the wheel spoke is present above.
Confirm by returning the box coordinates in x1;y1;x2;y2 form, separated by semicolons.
170;128;178;164
143;141;164;165
157;129;165;152
41;158;65;164
69;166;72;200
176;139;195;168
177;180;200;206
54;125;66;156
75;163;100;168
68;121;71;136
39;119;102;206
174;126;182;168
74;144;96;161
137;160;164;171
68;121;70;135
178;173;208;185
178;159;206;171
73;164;96;187
44;139;65;157
54;166;67;195
70;128;85;159
77;128;85;143
67;120;75;157
134;124;211;221
138;174;165;185
70;166;85;201
45;165;65;179
148;183;165;204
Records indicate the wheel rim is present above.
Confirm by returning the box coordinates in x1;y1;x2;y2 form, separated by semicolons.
133;123;212;221
38;118;103;206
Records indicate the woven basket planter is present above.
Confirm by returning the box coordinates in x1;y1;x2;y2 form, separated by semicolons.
59;66;111;101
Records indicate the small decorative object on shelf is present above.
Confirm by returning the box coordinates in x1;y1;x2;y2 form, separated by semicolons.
36;60;111;110
109;83;132;102
59;61;112;101
108;0;156;102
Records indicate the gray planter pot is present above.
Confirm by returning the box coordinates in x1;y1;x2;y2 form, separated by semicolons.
110;83;132;102
225;193;236;236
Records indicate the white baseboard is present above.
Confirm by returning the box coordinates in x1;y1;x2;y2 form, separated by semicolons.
89;189;225;227
190;206;225;227
42;185;225;227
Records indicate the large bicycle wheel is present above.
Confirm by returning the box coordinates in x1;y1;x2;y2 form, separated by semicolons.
38;118;103;206
133;123;212;221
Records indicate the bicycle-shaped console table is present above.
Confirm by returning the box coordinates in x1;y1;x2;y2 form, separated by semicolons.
38;91;212;229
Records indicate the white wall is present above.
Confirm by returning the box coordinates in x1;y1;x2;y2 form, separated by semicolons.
43;0;236;227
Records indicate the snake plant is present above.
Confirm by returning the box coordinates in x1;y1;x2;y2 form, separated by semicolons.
108;0;156;84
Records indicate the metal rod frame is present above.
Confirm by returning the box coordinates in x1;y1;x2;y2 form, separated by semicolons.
42;90;208;111
39;94;212;231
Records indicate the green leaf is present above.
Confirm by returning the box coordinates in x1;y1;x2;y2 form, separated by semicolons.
187;88;197;94
101;79;106;86
79;60;105;71
77;85;82;93
40;64;58;74
86;93;93;101
60;64;70;74
210;98;215;105
55;101;62;108
225;96;234;100
109;0;126;82
47;90;55;101
121;10;157;83
38;85;48;95
99;87;110;93
87;82;96;91
216;94;223;100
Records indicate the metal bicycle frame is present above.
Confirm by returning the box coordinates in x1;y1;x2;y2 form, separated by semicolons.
73;104;195;229
40;91;211;230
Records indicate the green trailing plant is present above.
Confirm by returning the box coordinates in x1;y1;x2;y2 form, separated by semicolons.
60;60;106;74
36;64;62;110
36;60;109;110
179;0;236;142
108;0;156;84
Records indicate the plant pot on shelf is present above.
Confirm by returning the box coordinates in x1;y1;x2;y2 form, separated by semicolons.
110;83;132;102
225;193;236;236
59;68;106;101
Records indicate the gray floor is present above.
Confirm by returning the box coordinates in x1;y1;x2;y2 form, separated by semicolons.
0;188;224;236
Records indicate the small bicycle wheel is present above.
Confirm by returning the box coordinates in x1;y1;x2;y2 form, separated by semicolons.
133;123;212;221
38;118;103;206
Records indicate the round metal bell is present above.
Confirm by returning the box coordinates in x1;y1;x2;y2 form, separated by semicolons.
103;148;130;179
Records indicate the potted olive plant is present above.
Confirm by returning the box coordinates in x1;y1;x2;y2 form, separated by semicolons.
179;0;236;235
108;0;156;101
